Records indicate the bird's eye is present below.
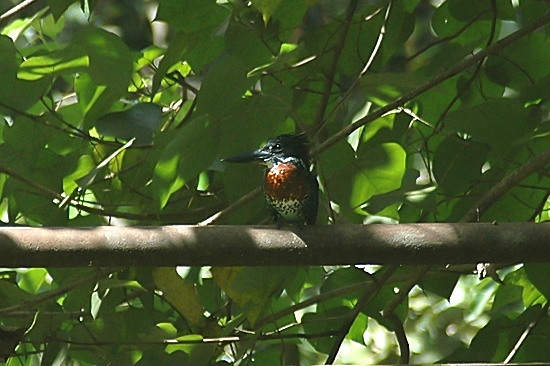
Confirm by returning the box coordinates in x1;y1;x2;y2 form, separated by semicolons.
274;144;281;149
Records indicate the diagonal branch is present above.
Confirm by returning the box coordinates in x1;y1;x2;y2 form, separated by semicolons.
0;164;220;222
312;12;550;157
504;301;550;363
460;149;550;223
198;187;262;226
0;268;116;316
0;0;39;22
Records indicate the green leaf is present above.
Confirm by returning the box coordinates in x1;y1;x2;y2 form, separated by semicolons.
225;23;273;70
71;28;133;90
151;32;189;95
432;0;496;45
155;0;229;33
247;42;302;78
433;137;488;195
96;279;145;292
270;0;309;38
42;339;69;366
195;54;254;119
18;45;88;81
75;73;123;126
152;268;204;326
221;164;267;224
491;283;524;318
153;115;220;209
251;0;283;23
302;307;349;354
46;0;79;21
0;37;49;113
486;33;550;93
17;268;48;294
212;267;292;326
444;98;531;153
420;272;459;300
321;267;371;309
219;94;292;157
348;312;369;345
0;280;33;306
334;142;407;215
444;306;545;363
96;103;162;144
358;72;427;105
0;35;17;86
524;264;550;301
74;139;134;190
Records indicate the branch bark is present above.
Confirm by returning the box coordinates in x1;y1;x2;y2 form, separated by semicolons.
0;223;549;267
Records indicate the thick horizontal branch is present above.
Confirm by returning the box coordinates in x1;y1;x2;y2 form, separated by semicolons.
0;223;548;267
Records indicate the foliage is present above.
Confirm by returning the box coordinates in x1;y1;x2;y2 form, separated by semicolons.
0;0;549;364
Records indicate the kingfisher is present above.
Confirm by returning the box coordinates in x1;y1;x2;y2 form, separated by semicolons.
223;134;319;225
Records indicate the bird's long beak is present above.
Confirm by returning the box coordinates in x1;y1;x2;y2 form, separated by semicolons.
222;148;269;163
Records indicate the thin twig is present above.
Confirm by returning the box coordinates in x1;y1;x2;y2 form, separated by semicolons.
198;187;262;226
0;164;221;222
387;8;490;72
504;301;550;363
0;100;145;149
0;268;117;316
46;330;340;347
0;0;38;20
460;149;550;223
360;0;392;77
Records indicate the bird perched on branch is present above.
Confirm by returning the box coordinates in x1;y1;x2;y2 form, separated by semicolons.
223;134;319;225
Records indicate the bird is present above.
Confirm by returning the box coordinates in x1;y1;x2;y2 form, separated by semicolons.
223;134;319;225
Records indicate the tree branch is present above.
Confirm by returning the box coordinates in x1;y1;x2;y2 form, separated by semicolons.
0;164;221;223
460;149;550;223
46;330;340;347
198;187;262;226
0;268;116;316
504;301;550;364
0;223;548;267
0;0;39;22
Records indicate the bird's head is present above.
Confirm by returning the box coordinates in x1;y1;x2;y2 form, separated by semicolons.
223;134;311;167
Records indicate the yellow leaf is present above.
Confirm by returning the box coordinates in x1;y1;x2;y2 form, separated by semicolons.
153;267;204;326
